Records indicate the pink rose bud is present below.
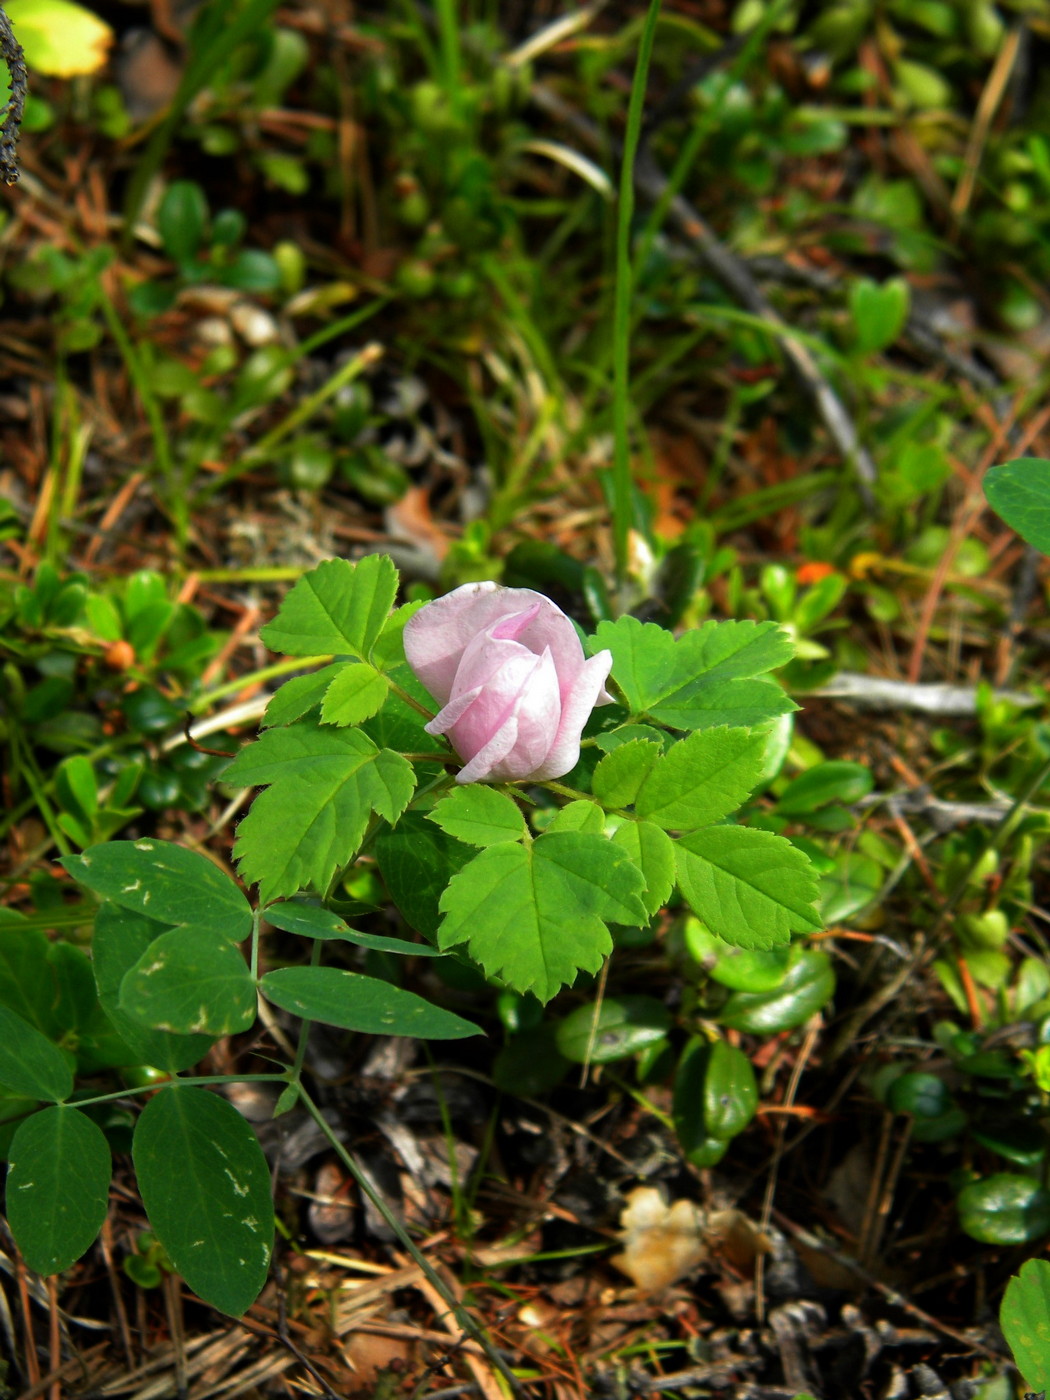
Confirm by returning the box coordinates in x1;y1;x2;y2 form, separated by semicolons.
403;583;614;784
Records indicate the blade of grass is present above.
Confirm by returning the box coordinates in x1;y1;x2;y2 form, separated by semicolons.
611;0;662;591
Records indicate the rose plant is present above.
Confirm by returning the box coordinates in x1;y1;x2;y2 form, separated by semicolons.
3;555;828;1321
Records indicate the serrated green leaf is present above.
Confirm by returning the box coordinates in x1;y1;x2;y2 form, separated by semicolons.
63;840;251;942
428;787;527;846
320;661;389;726
1001;1259;1050;1390
985;457;1050;556
372;600;425;671
591;616;796;731
92;903;214;1073
438;833;648;1002
675;827;822;950
592;740;661;808
120;928;256;1036
593;724;667;753
262;664;344;728
634;727;766;829
609;820;675;918
260;966;479;1037
7;1107;111;1274
226;724;415;901
374;815;474;941
133;1086;273;1316
546;800;605;834
0;1005;73;1102
259;556;398;658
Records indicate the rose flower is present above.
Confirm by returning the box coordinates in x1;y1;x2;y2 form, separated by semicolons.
403;583;614;784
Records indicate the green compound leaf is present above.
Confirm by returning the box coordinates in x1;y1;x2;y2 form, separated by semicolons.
675;827;822;950
984;457;1050;556
957;1173;1050;1246
226;724;415;901
592;615;796;731
592;740;661;809
609;820;675;918
133;1086;273;1316
260;966;480;1038
0;1004;73;1103
119;928;256;1036
263;664;344;728
259;555;398;659
7;1107;111;1274
428;787;527;847
63;840;252;943
1001;1258;1050;1391
634;728;767;830
438;833;649;1002
93;904;215;1073
320;661;390;727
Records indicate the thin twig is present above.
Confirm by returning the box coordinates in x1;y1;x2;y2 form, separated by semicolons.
0;3;27;185
807;671;1037;715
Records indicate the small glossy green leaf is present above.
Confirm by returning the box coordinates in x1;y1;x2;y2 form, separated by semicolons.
133;1086;273;1315
685;922;792;992
259;555;398;658
555;996;672;1065
609;820;674;918
1001;1259;1050;1391
635;727;767;829
158;180;208;265
0;1005;73;1102
92;903;214;1073
957;1174;1050;1245
887;1072;950;1119
675;827;822;950
63;840;252;941
718;949;835;1033
120;928;256;1036
7;1107;111;1274
778;762;874;816
850;276;910;353
260;966;479;1038
437;832;648;1002
428;787;527;846
320;661;389;726
703;1040;759;1139
820;853;882;924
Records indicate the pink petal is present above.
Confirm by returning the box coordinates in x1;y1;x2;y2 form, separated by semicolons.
456;647;561;783
529;649;614;781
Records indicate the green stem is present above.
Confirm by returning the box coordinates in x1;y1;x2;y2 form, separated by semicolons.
197;343;383;499
188;656;334;714
69;1074;290;1111
611;0;662;591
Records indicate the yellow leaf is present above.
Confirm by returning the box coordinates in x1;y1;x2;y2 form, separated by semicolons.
5;0;114;78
